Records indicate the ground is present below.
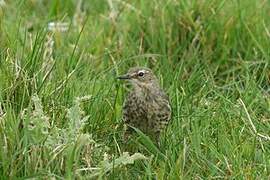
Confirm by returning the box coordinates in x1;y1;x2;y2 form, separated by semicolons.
0;0;269;179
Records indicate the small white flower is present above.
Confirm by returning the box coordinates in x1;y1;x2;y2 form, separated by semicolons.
0;0;6;7
48;22;69;32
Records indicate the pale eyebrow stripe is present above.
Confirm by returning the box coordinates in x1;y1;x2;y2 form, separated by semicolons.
138;70;147;73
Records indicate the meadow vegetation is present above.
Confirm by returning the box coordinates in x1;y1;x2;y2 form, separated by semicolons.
0;0;269;179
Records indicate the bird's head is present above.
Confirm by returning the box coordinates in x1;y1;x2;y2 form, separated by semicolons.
118;67;159;89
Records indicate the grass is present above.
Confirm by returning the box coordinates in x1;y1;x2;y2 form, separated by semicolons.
0;0;269;179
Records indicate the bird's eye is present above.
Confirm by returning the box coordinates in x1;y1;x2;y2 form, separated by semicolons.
138;71;144;77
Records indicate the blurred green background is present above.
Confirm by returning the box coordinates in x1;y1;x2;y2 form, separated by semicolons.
0;0;269;179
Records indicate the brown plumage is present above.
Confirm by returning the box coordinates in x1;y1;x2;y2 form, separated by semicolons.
118;67;171;142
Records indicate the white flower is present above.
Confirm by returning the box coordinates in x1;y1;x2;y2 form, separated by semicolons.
48;22;69;32
0;0;6;7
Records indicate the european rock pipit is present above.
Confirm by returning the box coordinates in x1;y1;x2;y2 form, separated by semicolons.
118;67;171;142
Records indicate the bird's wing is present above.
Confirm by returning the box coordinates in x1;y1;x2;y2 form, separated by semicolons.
148;96;171;134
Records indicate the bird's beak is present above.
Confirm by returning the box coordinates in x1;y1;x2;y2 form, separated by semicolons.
117;74;131;80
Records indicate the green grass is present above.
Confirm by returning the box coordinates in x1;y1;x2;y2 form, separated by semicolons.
0;0;269;179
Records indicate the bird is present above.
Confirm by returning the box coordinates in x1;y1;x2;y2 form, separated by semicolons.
118;67;171;142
